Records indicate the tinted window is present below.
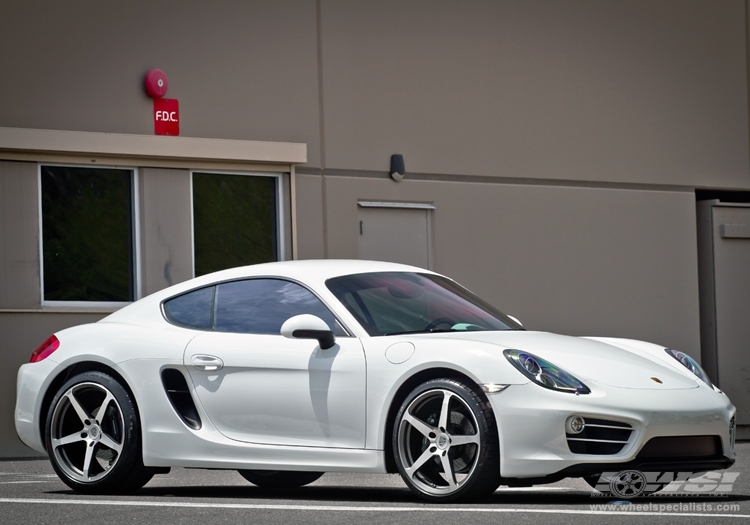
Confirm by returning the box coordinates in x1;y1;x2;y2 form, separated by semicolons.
214;279;344;335
41;165;134;301
164;287;214;329
326;272;521;336
193;172;278;276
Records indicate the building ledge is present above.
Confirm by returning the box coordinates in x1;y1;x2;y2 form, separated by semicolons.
0;127;306;165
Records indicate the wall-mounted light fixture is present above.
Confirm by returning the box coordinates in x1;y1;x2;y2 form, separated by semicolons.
390;154;405;182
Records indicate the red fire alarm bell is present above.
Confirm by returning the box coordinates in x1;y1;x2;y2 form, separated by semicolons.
144;69;168;98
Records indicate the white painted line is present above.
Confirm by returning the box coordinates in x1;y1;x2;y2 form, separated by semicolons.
0;498;746;518
0;473;57;477
0;481;51;485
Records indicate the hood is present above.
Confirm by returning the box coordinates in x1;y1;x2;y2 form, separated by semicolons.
424;331;698;390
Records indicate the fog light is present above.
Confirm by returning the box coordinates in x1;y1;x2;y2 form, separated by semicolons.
566;416;585;434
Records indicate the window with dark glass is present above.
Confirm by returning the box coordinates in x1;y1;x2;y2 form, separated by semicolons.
192;173;278;277
326;272;521;336
163;286;215;329
41;165;134;302
214;279;345;335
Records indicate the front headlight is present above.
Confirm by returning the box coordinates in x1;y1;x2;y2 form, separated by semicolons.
504;349;590;394
665;348;713;388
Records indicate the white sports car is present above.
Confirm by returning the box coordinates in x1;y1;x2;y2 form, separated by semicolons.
15;260;736;502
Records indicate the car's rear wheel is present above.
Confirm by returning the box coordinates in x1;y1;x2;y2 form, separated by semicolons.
393;378;500;502
45;371;153;494
238;470;324;488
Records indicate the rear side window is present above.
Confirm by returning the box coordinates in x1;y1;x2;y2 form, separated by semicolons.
163;286;214;329
214;279;344;335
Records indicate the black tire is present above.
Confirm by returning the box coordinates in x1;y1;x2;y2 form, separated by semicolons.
45;371;153;494
393;378;500;502
584;470;667;498
238;470;324;488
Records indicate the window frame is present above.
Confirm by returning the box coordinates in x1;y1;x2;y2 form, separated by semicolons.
189;170;286;279
38;163;142;308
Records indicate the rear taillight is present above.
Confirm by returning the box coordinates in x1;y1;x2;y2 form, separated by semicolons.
30;335;60;363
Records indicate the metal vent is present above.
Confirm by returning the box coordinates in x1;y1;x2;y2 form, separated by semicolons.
566;417;633;455
161;368;202;430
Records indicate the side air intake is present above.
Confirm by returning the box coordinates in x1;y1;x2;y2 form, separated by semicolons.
161;368;202;430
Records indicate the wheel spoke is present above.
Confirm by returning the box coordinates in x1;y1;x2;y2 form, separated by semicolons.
66;391;90;425
437;391;452;430
440;453;457;489
99;434;123;455
92;391;114;421
51;432;86;449
449;433;480;447
81;443;95;480
403;412;434;438
405;448;434;479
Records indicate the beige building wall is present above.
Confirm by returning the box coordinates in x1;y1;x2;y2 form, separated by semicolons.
320;0;749;188
1;1;747;187
0;1;323;166
297;173;701;355
0;161;40;309
139;168;194;295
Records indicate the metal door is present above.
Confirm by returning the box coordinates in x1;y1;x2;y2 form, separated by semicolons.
697;201;750;426
358;202;433;269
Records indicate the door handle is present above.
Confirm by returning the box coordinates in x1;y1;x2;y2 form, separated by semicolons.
190;354;224;371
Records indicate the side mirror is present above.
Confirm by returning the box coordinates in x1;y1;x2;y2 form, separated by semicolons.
507;315;523;328
280;314;336;350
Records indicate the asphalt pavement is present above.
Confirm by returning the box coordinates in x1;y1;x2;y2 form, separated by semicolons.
1;442;748;525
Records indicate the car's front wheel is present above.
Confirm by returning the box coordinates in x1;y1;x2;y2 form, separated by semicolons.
393;378;500;502
45;371;153;494
238;470;324;488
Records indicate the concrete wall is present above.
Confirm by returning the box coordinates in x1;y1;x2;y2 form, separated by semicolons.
296;173;701;354
139;168;194;296
320;0;749;188
0;161;40;309
1;1;748;187
0;1;322;165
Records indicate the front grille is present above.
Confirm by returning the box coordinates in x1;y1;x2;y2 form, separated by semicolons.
566;417;633;455
637;435;721;459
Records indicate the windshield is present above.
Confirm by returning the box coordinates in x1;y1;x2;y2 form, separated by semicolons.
325;272;522;336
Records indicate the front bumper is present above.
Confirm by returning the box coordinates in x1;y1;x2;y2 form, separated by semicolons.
489;380;736;480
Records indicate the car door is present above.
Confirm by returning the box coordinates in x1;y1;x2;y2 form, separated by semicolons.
183;278;367;448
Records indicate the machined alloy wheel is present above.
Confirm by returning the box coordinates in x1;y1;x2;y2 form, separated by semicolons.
45;371;153;494
393;379;500;502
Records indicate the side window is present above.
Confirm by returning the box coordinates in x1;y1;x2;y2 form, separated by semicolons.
164;286;214;329
214;279;344;335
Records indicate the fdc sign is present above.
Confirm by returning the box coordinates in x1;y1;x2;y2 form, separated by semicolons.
153;98;179;136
